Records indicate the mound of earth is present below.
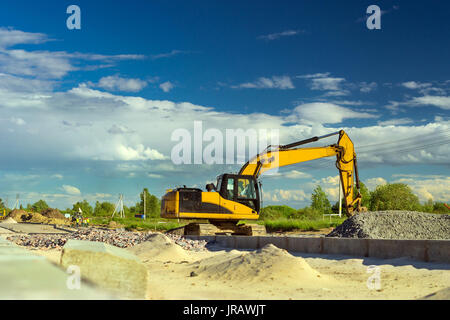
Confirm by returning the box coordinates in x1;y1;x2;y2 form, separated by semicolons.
327;210;450;240
6;209;70;225
127;233;190;262
108;221;124;229
7;209;29;222
190;244;330;285
41;208;65;219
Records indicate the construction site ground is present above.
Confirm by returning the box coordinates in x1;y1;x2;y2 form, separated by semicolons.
2;219;449;300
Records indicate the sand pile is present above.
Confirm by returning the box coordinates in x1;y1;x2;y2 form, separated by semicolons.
328;210;450;240
128;233;190;262
41;208;65;219
191;244;330;285
6;209;70;225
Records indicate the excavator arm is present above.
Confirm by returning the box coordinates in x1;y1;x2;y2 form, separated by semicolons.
239;130;363;216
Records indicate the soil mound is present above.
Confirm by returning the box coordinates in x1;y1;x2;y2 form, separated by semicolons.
41;208;65;219
328;211;450;240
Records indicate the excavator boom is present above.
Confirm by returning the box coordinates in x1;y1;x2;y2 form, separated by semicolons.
239;130;362;215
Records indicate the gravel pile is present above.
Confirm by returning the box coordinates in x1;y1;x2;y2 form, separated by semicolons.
6;228;208;251
327;210;450;240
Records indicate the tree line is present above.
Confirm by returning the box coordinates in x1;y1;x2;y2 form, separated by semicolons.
260;182;448;220
0;188;161;218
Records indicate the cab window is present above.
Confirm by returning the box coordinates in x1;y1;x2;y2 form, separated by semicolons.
226;178;235;199
237;178;256;199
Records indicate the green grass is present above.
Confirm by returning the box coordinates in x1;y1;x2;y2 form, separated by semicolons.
88;216;185;231
87;214;347;233
263;217;346;232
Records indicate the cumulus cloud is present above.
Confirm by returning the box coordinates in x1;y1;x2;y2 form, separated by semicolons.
288;102;378;124
365;177;387;190
62;185;81;195
234;76;294;90
406;95;450;110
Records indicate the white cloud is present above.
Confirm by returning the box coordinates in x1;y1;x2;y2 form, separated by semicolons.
234;76;294;90
0;28;51;48
401;81;432;90
289;102;378;124
263;189;308;202
258;30;303;41
359;82;377;93
377;118;414;126
392;175;450;202
160;81;174;93
51;174;64;179
10;117;25;125
311;77;345;91
62;185;81;195
269;170;313;179
96;75;148;92
406;95;450;110
365;177;387;190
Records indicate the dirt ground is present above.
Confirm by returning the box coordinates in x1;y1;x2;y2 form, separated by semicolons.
33;236;450;300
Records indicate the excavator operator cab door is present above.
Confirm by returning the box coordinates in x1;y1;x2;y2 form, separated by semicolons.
217;174;260;213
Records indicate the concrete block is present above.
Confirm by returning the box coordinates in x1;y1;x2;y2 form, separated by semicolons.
233;235;259;250
323;238;369;257
258;236;289;250
61;240;148;299
368;239;427;261
287;237;323;254
214;235;236;248
0;236;113;299
426;240;450;263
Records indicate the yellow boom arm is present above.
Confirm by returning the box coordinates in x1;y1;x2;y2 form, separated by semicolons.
239;130;363;215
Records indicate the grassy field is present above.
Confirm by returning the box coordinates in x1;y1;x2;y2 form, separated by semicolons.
88;216;185;231
88;215;346;233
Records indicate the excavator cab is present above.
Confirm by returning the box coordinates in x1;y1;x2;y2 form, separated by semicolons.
215;174;260;213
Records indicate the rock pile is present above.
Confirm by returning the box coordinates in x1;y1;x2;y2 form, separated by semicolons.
7;228;208;251
327;210;450;240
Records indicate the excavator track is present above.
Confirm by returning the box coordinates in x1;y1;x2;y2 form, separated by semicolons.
166;222;267;236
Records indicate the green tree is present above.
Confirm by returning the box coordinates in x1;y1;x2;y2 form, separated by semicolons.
93;201;115;217
137;188;161;218
0;198;5;210
31;200;49;213
311;185;332;214
356;181;371;208
422;198;434;213
72;200;93;216
369;183;421;211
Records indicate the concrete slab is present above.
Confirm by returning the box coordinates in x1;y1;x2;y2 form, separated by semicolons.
368;239;427;261
61;239;148;299
0;236;115;300
323;238;369;257
0;223;69;234
287;237;323;254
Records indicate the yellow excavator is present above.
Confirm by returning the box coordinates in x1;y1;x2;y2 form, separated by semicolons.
161;130;364;236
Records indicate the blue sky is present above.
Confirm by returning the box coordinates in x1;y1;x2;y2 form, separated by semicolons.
0;0;449;210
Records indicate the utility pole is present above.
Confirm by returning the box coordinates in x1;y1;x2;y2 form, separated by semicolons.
143;190;146;220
